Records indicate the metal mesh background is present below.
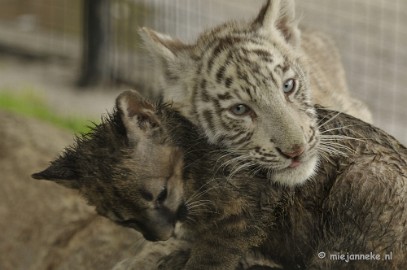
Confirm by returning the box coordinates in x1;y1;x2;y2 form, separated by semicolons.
0;0;405;144
0;0;81;59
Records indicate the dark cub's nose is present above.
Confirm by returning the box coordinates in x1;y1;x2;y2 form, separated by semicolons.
139;186;168;206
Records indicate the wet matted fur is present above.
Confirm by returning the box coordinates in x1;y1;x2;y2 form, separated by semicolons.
37;90;405;270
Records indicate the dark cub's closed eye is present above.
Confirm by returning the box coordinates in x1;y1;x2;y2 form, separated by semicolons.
139;189;154;201
118;219;142;229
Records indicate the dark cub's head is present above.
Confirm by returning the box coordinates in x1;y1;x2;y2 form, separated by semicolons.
32;90;185;241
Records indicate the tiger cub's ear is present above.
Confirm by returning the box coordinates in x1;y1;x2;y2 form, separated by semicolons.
31;150;81;189
138;27;193;89
116;90;161;144
139;27;187;62
253;0;300;48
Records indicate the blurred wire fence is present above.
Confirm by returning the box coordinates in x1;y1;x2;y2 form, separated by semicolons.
0;0;405;144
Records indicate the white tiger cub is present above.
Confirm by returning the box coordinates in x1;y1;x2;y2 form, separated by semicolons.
139;0;367;186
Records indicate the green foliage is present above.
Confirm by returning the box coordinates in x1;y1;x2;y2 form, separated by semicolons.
0;90;95;134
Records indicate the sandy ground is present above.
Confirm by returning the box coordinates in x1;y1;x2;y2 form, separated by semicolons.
0;109;143;270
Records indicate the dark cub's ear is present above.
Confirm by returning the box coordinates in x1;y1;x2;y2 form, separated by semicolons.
116;90;161;143
31;150;80;189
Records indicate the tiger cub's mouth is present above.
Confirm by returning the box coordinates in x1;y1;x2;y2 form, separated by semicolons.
282;152;317;171
250;144;319;186
274;152;319;186
289;158;302;168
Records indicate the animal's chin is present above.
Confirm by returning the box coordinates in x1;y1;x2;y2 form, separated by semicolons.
140;225;175;242
118;219;175;242
268;154;319;186
143;231;173;242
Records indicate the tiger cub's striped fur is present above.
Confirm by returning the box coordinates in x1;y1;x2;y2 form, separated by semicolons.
140;0;323;186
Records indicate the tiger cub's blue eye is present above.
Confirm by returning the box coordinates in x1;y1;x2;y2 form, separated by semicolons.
283;78;296;94
230;104;251;116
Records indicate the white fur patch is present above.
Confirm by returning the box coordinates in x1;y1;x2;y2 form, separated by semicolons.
271;155;319;186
